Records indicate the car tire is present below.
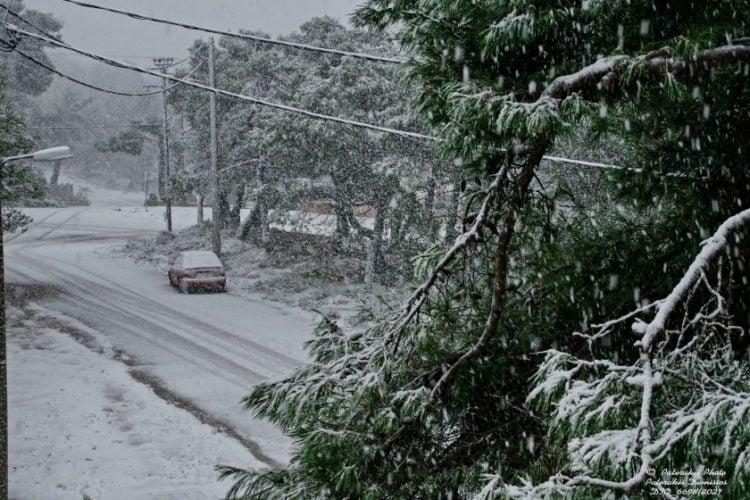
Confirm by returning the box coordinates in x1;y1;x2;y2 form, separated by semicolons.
178;279;189;294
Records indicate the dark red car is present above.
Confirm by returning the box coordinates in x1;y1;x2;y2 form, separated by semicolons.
168;250;226;293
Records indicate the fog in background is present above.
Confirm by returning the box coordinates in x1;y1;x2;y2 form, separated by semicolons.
25;0;362;61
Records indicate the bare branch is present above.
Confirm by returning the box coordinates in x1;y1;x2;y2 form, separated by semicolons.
375;164;510;345
430;146;546;402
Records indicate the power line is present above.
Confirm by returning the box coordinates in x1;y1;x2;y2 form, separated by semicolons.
8;7;203;67
60;0;406;65
11;24;652;174
59;52;187;59
7;7;62;41
16;49;203;97
542;155;639;173
6;24;434;141
5;18;653;174
28;124;161;130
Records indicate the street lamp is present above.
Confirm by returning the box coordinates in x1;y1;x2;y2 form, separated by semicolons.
0;144;73;498
1;145;73;165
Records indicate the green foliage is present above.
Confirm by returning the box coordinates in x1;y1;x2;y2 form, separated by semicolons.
2;0;63;97
173;17;437;268
96;128;145;156
0;83;33;160
144;193;159;207
0;76;44;233
222;1;750;498
2;208;32;233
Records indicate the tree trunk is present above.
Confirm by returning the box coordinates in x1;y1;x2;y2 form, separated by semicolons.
364;237;375;285
227;184;245;231
332;177;354;238
216;189;230;229
255;164;269;245
372;199;387;278
237;203;261;241
49;159;61;187
446;176;461;243
196;192;204;225
364;190;389;284
259;200;269;245
334;202;350;238
237;163;270;244
425;165;436;240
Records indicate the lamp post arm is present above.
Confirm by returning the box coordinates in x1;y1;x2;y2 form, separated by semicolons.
0;153;34;164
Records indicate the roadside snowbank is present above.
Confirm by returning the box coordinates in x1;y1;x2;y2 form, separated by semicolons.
7;300;256;500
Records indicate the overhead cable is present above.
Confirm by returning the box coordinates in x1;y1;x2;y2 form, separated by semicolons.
29;124;161;130
16;49;204;97
16;24;650;173
6;24;433;140
7;7;62;41
60;0;406;64
9;6;203;67
541;155;639;173
6;22;653;173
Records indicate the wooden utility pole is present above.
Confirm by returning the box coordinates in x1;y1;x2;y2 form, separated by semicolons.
0;177;7;500
208;37;221;256
153;57;174;232
257;162;269;245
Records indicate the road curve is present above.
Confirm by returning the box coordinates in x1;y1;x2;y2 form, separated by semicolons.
4;199;315;469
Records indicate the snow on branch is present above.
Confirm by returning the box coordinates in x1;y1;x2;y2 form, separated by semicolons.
542;44;750;102
491;208;750;497
430;147;546;402
539;45;750;106
373;163;510;344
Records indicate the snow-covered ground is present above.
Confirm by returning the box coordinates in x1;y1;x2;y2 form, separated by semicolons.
4;174;320;498
6;301;254;500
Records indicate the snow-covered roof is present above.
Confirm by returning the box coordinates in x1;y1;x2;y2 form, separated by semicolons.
181;250;222;268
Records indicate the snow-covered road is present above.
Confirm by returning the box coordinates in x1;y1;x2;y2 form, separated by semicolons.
5;186;316;486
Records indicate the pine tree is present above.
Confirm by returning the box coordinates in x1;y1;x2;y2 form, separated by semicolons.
221;1;750;497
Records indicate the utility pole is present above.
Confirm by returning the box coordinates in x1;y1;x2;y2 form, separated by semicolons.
153;56;174;232
208;37;221;256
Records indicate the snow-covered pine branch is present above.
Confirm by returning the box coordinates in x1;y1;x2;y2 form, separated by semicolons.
223;2;750;497
430;147;546;402
491;208;750;497
445;43;750;148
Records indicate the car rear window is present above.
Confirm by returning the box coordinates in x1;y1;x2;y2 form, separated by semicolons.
182;252;222;269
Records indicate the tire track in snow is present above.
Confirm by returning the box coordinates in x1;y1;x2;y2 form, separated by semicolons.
18;250;305;370
7;278;284;469
35;208;91;241
3;207;69;243
8;256;288;382
8;263;261;384
7;265;284;469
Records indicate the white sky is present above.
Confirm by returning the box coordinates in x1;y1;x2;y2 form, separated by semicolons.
24;0;364;61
